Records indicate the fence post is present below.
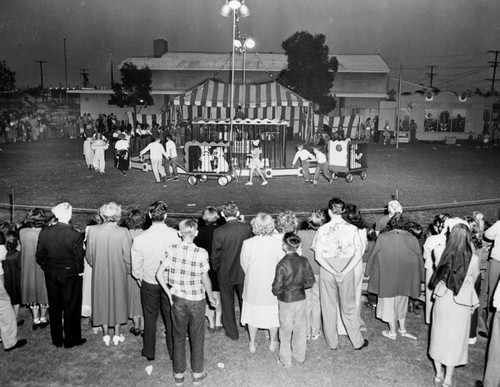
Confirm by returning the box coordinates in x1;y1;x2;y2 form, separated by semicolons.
9;188;15;223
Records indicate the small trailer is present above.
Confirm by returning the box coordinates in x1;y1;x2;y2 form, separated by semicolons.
328;139;368;182
184;140;237;186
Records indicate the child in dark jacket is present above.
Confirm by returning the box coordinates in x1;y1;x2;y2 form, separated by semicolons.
272;233;315;368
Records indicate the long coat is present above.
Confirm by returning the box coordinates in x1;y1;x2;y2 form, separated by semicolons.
20;227;48;304
365;229;424;299
211;219;252;286
86;223;131;326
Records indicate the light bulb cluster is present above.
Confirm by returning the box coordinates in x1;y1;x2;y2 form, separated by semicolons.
220;0;250;18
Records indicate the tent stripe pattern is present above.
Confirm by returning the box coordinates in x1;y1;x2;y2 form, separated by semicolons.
127;113;168;128
173;80;309;108
313;114;360;139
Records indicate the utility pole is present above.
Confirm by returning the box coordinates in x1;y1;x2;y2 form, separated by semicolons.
63;38;68;109
426;65;437;90
485;50;499;133
395;65;403;150
36;60;47;101
80;68;89;88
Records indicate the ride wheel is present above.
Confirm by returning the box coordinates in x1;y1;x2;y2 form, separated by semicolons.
217;176;229;186
346;173;354;183
187;175;198;186
360;171;367;180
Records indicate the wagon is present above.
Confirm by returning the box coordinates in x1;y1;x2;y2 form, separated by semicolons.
184;140;237;186
328;140;368;183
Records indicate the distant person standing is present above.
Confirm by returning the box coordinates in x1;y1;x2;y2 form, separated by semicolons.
211;201;253;340
36;202;86;348
164;133;180;182
364;118;372;141
409;119;418;144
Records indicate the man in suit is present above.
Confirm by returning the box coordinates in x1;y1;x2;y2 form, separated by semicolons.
211;201;252;340
36;202;86;348
131;201;181;361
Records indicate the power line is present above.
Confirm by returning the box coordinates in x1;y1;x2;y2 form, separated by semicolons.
35;60;47;100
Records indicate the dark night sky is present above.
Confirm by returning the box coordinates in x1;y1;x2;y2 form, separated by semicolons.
1;0;499;92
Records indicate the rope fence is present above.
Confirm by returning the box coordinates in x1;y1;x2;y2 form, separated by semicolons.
2;197;499;230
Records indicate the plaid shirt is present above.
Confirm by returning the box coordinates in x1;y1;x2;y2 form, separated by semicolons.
163;242;209;301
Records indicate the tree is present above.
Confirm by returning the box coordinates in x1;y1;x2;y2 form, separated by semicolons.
112;62;153;118
0;60;16;92
278;31;338;114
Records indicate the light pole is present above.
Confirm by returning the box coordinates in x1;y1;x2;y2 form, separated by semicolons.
234;35;255;107
220;0;250;141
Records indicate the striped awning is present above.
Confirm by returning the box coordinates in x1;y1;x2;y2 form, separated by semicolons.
192;118;289;126
313;114;361;139
172;80;310;108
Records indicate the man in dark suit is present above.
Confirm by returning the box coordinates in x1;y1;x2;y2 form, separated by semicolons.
211;201;252;340
36;202;86;348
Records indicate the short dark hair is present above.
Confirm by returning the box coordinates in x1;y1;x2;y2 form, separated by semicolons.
222;201;239;217
283;232;301;252
126;209;147;230
328;198;345;215
149;201;168;222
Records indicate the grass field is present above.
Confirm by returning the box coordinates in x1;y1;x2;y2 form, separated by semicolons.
0;139;499;386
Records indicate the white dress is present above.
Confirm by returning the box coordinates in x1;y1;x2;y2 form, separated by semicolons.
429;254;480;366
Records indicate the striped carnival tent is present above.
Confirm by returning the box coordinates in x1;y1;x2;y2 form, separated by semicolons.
171;79;311;133
313;114;361;139
127;112;169;129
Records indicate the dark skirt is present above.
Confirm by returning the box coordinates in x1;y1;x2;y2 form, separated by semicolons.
117;149;129;171
3;250;22;305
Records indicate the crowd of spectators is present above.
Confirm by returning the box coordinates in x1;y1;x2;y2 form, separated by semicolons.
0;198;499;386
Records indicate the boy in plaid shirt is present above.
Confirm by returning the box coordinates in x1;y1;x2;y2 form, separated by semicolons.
157;219;217;386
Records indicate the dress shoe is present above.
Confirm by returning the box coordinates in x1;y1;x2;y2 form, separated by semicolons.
354;339;369;350
141;350;154;361
64;338;87;349
112;334;125;345
4;339;27;352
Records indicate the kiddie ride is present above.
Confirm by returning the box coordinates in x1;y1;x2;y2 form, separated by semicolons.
184;141;237;186
327;139;368;182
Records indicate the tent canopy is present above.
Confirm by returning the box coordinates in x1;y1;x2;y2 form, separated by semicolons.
172;79;310;108
192;118;289;126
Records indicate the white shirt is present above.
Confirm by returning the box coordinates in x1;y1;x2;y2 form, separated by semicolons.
165;140;177;158
485;220;500;261
131;223;181;285
314;151;327;164
140;141;167;160
292;148;315;165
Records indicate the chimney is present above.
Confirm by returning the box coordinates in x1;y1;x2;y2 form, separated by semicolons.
154;39;168;58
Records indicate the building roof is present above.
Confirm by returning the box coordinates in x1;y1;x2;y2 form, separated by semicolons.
121;52;390;74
